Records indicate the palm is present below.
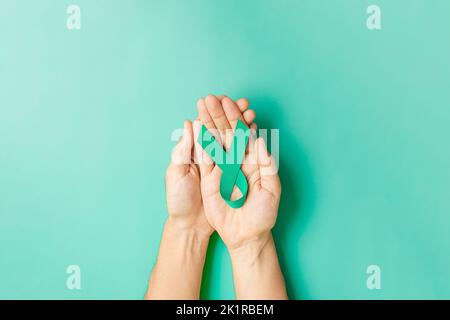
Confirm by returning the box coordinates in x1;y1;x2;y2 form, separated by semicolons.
201;153;280;249
166;164;202;219
165;121;213;235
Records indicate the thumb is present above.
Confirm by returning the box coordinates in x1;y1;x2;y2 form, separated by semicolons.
193;119;214;177
256;137;281;196
169;120;193;175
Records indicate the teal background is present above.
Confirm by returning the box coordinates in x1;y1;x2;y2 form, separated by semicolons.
1;0;449;299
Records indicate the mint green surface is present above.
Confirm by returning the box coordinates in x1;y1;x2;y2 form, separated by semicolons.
198;120;250;209
1;0;450;299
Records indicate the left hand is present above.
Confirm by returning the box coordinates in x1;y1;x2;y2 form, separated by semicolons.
165;120;213;236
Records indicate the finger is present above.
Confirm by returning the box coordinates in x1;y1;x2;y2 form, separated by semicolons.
169;120;194;176
197;97;214;127
242;123;258;175
205;94;231;145
198;97;223;145
241;149;259;184
243;109;256;125
218;96;249;112
222;96;246;127
256;138;281;195
216;94;227;101
193;119;214;177
216;96;254;125
221;97;247;149
218;96;250;116
236;98;249;112
248;123;257;155
219;96;255;125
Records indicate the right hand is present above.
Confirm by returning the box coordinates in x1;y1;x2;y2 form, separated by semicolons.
193;95;281;251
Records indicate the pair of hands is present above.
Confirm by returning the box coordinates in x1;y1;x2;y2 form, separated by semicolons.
166;94;281;252
147;95;286;300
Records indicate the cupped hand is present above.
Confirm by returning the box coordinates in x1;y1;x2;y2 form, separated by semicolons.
165;96;257;237
193;95;281;250
165;120;213;236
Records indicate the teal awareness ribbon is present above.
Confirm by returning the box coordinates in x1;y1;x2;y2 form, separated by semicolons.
198;120;250;208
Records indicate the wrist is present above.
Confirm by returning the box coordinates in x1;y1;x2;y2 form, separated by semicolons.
165;217;212;242
147;215;211;300
228;232;273;267
228;233;288;300
153;218;211;270
166;213;213;239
